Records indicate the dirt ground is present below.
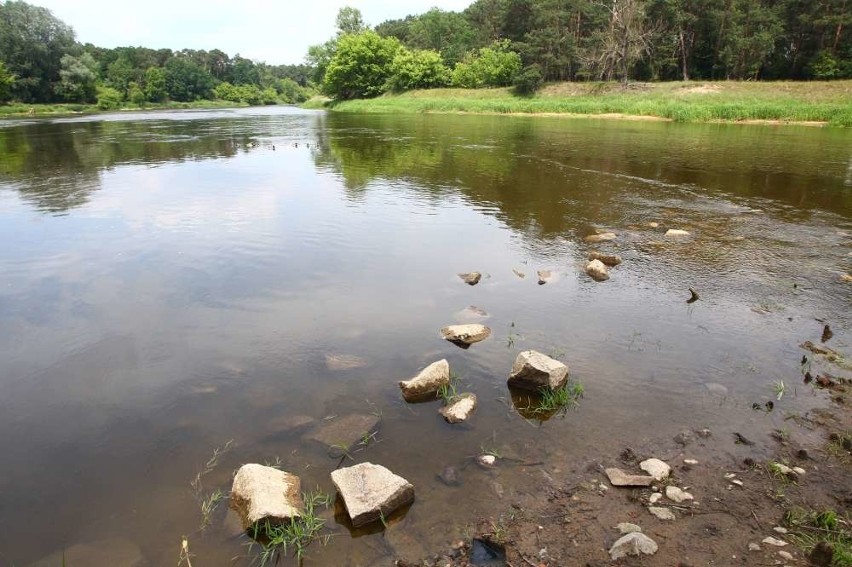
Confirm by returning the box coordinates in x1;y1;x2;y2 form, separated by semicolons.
399;353;852;567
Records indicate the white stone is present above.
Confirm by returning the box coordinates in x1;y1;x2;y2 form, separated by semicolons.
778;551;793;561
684;459;699;465
793;467;806;475
773;527;788;534
731;479;744;487
476;455;497;468
665;486;694;503
615;522;643;534
230;464;303;530
439;393;477;424
609;532;658;560
331;462;415;528
762;537;788;547
398;359;450;402
605;468;655;487
584;232;617;243
724;473;737;479
648;507;676;521
585;259;610;281
665;229;690;237
508;350;569;391
748;543;761;552
649;493;662;504
441;324;491;346
640;458;672;481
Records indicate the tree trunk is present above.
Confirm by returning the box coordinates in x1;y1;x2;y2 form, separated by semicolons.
678;28;690;81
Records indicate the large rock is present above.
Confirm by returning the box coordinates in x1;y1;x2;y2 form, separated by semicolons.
439;393;477;424
640;458;671;481
441;324;491;347
459;272;482;285
585;259;610;281
230;464;303;531
605;468;655;487
27;538;144;567
609;532;658;560
508;350;568;391
584;232;617;243
331;462;415;528
588;251;623;266
305;413;380;452
399;359;450;402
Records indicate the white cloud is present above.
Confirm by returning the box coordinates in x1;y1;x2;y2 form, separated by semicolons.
34;0;473;64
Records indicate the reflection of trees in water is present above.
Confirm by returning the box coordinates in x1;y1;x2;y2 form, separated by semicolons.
0;119;254;214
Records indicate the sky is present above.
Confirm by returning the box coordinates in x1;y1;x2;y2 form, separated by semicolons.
33;0;473;65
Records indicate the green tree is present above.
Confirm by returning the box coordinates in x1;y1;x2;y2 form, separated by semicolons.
336;6;366;35
127;81;145;106
323;31;402;99
0;61;17;103
306;39;337;85
96;85;122;110
408;9;477;66
0;0;76;102
278;77;310;103
452;41;523;87
163;57;214;101
388;48;450;91
56;53;98;102
144;67;167;102
106;55;139;96
230;55;259;85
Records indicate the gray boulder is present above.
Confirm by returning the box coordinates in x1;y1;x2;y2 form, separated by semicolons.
399;359;450;402
441;324;491;347
585;259;610;281
230;464;303;531
331;462;415;528
439;393;477;424
508;350;568;391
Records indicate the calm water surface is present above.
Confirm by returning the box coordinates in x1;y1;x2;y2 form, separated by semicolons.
0;107;850;565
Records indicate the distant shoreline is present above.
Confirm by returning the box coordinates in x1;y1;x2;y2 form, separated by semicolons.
315;81;852;127
0;100;249;119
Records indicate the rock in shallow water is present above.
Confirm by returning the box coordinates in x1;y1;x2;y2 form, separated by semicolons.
437;465;460;486
588;251;623;266
585;259;610;281
665;486;694;503
331;462;415;528
439;393;477;424
508;350;568;391
305;413;380;452
398;359;450;402
640;458;671;481
605;468;655;487
458;272;482;286
609;532;658;560
584;232;617;243
537;270;552;285
441;324;491;347
230;464;303;531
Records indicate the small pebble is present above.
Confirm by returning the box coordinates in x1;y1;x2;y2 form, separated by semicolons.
793;467;806;475
725;473;737;479
773;527;788;534
762;536;788;547
778;551;793;561
684;459;699;465
649;493;662;504
731;479;744;486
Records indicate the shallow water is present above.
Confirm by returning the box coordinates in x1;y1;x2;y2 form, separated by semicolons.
0;107;850;566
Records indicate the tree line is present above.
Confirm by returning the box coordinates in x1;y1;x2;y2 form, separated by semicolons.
0;0;313;107
311;0;851;99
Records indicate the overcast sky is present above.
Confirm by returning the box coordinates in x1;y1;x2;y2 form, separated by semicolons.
33;0;472;65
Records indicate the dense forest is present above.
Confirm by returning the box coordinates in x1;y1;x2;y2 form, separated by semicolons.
0;0;312;106
1;0;850;108
311;0;851;99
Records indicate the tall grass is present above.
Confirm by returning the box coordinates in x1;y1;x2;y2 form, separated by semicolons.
327;81;852;127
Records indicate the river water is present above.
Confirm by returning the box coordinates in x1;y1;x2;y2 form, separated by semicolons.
0;107;850;566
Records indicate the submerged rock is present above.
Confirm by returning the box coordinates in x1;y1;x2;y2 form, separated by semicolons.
441;324;491;347
640;458;672;481
437;465;461;486
305;413;380;452
266;415;316;437
665;229;691;237
27;538;144;567
325;353;369;371
440;393;478;424
842;273;852;283
230;464;303;531
605;468;654;487
537;270;552;285
508;350;569;391
512;268;526;279
399;359;451;402
331;462;415;528
457;305;489;320
584;232;617;243
588;251;623;267
459;272;482;286
648;507;676;521
609;532;658;560
585;259;610;282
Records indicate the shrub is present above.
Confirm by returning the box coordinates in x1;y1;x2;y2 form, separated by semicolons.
387;48;450;91
96;86;123;110
452;41;522;88
323;31;402;99
513;64;543;95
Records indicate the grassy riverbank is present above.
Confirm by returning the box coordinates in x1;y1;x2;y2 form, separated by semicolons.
0;99;245;118
323;81;852;126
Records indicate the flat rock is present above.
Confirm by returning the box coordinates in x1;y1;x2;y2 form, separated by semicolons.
459;272;482;286
584;232;617;243
640;458;671;481
762;536;788;547
665;229;690;237
508;350;569;391
605;468;654;487
306;413;380;452
456;305;489;320
27;538;144;567
399;359;450;402
331;462;415;528
230;464;303;531
648;507;676;521
588;251;623;266
615;522;643;534
665;486;693;503
609;532;658;560
266;415;316;437
441;324;491;347
325;353;369;371
585;259;610;281
537;270;552;285
439;393;477;424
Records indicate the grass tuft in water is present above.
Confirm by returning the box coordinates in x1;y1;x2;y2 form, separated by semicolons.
438;372;463;405
523;382;585;418
247;490;333;565
784;507;852;566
